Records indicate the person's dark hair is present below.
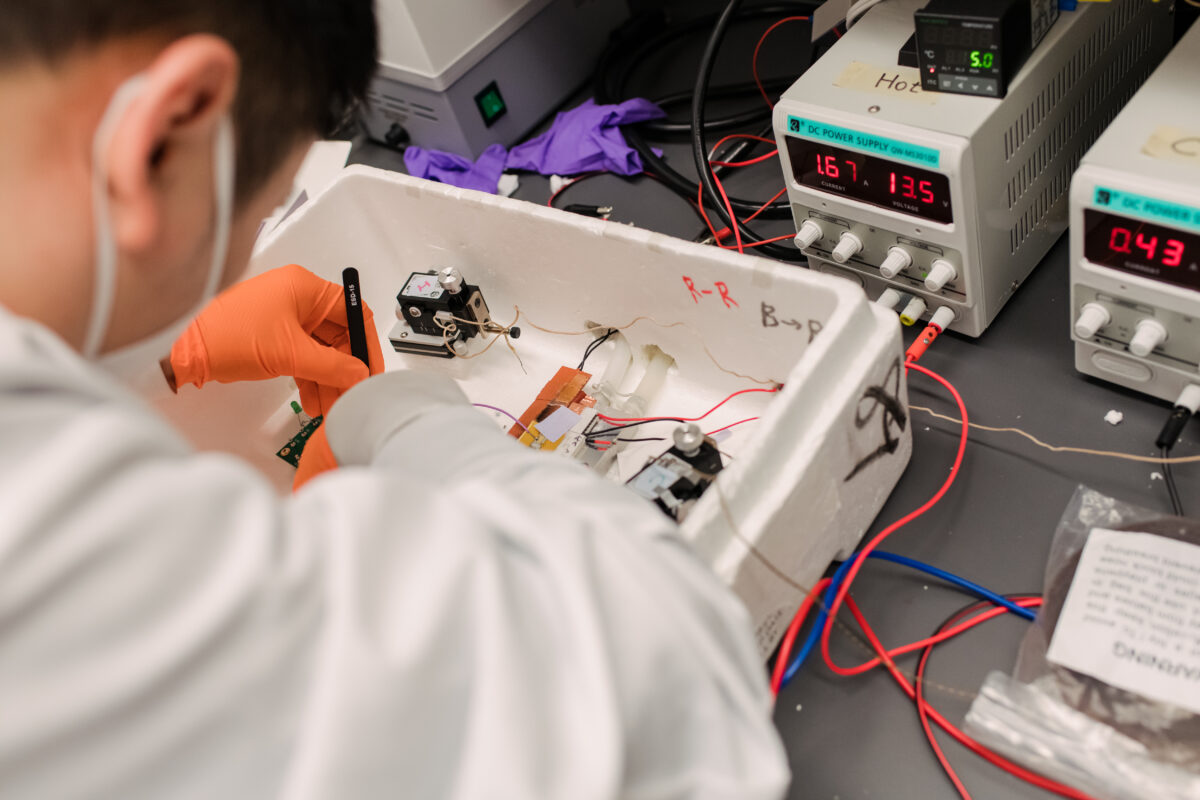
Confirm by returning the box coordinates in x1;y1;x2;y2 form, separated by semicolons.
0;1;378;201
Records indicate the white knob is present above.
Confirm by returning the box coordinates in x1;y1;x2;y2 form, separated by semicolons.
1129;319;1168;357
832;232;864;263
879;247;912;279
924;259;958;292
795;220;823;249
899;296;927;327
1073;302;1111;339
876;288;903;310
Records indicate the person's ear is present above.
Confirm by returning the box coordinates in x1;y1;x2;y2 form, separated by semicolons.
102;35;239;255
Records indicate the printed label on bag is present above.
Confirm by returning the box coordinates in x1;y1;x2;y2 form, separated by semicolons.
1046;528;1200;715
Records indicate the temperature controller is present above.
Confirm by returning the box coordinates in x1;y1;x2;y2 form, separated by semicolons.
1070;21;1200;405
916;0;1058;98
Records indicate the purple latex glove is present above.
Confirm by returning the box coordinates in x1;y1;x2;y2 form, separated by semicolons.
505;98;666;177
403;143;508;193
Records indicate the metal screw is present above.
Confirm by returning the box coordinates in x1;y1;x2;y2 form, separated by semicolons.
439;267;465;295
868;105;881;113
408;306;422;317
673;423;705;457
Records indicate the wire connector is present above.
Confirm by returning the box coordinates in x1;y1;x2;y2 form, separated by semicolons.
905;307;955;363
1155;384;1200;451
564;204;613;220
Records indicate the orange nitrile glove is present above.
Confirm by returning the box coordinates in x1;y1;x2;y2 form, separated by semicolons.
293;423;337;491
164;264;386;417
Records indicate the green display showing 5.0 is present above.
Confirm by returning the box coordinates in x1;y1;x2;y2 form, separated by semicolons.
970;50;995;69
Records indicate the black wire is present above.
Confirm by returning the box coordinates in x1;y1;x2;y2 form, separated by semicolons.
691;0;805;261
647;77;798;136
578;329;618;370
1163;446;1186;517
585;419;688;439
594;4;817;221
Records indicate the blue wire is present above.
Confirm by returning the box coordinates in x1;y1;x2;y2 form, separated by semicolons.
779;550;1037;688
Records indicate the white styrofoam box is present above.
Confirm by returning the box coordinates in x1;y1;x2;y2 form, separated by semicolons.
155;166;912;658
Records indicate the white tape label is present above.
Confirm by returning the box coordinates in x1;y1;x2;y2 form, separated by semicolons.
1047;528;1200;715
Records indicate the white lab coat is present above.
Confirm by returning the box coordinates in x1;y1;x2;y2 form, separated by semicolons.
0;305;789;800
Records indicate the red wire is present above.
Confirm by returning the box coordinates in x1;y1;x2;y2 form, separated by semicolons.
914;597;1040;800
770;578;831;694
819;362;968;677
743;188;787;224
711;167;744;253
753;16;810;109
847;598;1099;800
709;150;780;169
721;233;795;250
597;387;779;424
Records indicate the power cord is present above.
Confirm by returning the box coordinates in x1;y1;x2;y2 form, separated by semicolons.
1155;384;1199;516
691;0;807;261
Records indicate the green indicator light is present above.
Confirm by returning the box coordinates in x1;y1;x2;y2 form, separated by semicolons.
474;81;507;128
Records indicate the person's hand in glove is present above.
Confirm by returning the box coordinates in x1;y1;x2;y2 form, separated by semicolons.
162;264;385;417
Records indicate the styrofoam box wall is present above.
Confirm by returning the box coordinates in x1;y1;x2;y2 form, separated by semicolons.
155;167;912;657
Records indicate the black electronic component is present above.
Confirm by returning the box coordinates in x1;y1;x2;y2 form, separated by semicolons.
784;138;953;224
388;268;500;358
916;0;1059;98
626;424;724;522
898;32;919;69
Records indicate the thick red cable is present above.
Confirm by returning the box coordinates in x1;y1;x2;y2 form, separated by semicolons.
598;387;779;424
819;362;968;677
753;16;810;109
770;578;831;694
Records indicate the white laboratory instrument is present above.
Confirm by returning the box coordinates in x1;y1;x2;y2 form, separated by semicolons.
361;0;627;157
773;0;1174;336
1070;21;1200;404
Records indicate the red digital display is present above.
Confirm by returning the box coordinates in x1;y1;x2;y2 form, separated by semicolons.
1083;210;1200;292
786;139;953;224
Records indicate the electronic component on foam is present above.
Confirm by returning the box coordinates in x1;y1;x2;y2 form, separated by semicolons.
510;366;598;451
626;423;724;523
388;267;507;358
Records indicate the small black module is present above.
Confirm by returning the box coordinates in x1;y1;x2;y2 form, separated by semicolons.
915;0;1058;98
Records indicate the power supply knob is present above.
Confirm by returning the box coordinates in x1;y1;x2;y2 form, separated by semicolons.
794;220;823;249
924;259;958;292
879;247;913;279
831;232;864;263
1129;318;1168;358
1073;302;1111;339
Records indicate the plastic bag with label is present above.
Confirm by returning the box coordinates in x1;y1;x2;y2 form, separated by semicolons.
964;485;1200;800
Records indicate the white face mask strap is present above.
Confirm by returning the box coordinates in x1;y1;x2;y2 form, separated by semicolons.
83;80;237;359
203;117;236;303
83;75;147;359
